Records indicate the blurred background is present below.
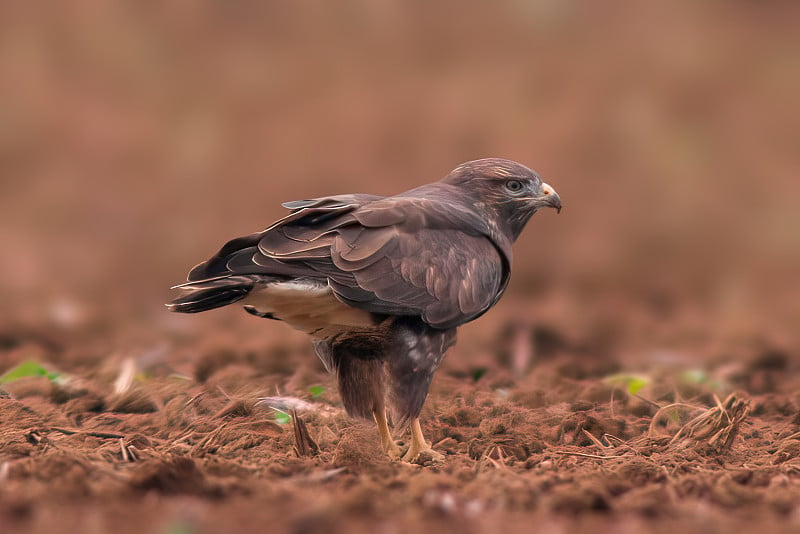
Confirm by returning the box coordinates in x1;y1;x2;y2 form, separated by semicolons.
1;0;798;364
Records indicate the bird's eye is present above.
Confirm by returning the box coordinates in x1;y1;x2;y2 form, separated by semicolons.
505;179;524;193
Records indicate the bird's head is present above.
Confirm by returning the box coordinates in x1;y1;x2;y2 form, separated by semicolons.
442;158;561;240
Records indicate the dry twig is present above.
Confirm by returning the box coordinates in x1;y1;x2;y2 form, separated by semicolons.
669;393;750;453
291;409;319;457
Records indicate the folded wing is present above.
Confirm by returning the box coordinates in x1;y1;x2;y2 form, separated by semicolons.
183;193;509;329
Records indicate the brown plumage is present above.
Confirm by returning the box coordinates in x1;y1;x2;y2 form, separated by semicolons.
167;158;561;461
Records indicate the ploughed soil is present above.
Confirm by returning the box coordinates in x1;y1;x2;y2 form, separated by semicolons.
2;301;800;534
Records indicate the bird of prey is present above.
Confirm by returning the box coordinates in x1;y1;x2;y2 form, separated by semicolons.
167;158;561;462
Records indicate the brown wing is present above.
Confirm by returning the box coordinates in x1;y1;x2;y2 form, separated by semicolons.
325;226;505;328
186;194;381;282
186;192;510;329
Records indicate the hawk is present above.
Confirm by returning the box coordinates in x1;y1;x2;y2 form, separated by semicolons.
167;158;561;462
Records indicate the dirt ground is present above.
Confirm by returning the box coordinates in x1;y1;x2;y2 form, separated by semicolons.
2;298;800;534
2;2;800;533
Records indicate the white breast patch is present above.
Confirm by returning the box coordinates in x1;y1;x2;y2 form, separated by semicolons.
242;280;375;337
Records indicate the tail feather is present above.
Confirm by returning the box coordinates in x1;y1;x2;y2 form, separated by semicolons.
166;276;257;313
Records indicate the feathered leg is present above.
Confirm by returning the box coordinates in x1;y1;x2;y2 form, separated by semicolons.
386;318;456;462
334;356;385;419
317;332;402;458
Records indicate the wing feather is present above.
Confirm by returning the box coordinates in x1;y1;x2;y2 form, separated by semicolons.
182;189;509;329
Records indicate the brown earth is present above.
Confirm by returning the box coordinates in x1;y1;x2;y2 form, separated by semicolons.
1;1;800;533
2;303;800;534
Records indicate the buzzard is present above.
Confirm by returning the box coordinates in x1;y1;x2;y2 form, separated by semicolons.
167;158;561;462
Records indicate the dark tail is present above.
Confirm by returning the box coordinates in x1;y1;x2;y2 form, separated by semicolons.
166;276;256;313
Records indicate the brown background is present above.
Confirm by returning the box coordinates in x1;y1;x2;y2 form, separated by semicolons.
3;1;798;347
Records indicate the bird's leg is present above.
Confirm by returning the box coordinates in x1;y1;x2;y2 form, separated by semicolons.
401;418;444;463
373;408;402;459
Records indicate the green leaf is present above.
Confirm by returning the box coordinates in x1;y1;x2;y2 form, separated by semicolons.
472;367;488;382
309;386;325;398
164;520;194;534
626;377;648;395
604;373;650;395
0;361;61;384
681;369;707;384
274;411;291;425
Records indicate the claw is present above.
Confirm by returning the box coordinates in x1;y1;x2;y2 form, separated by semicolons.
400;419;444;464
402;446;445;465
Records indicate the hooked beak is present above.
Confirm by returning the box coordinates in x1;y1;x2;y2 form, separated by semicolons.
539;182;562;213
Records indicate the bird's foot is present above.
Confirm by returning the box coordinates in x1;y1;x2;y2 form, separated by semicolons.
383;439;403;460
374;409;403;459
401;419;444;464
401;443;444;465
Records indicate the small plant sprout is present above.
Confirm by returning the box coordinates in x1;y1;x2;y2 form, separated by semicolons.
603;373;650;395
471;367;488;382
0;361;61;384
273;409;291;425
309;386;325;398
